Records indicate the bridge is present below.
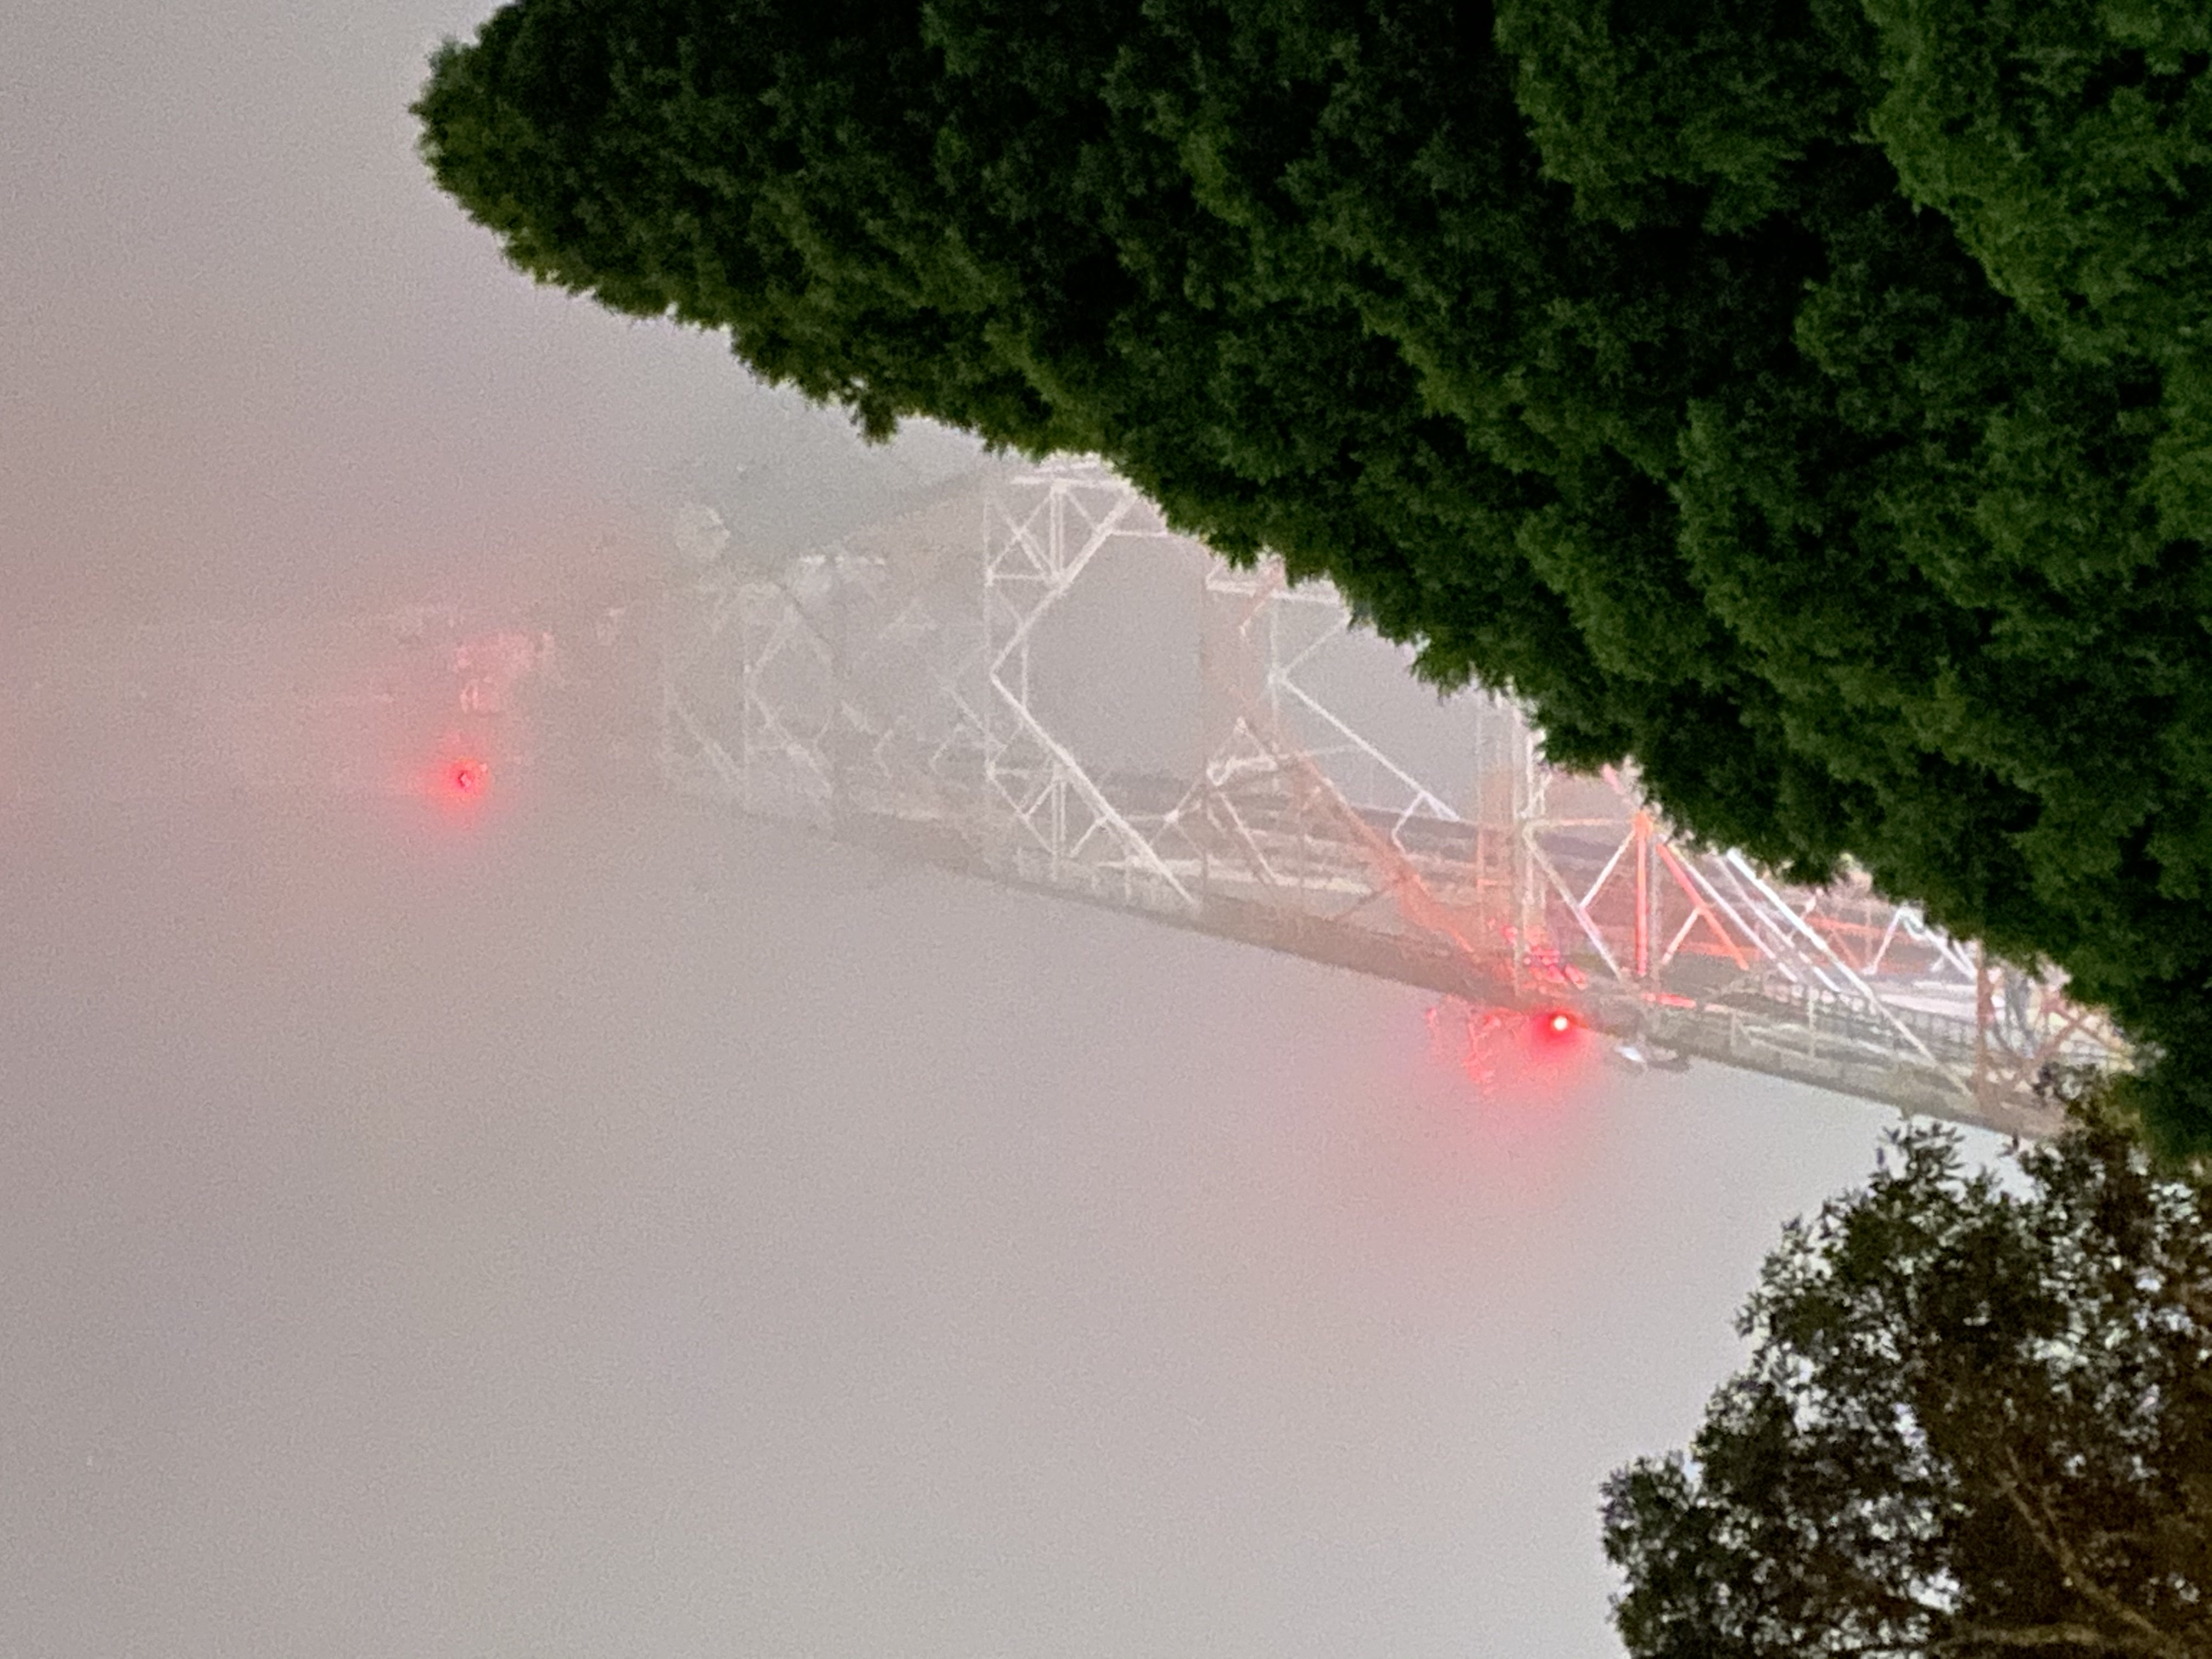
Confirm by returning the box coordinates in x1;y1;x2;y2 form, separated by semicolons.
640;459;2125;1141
2;459;2124;1138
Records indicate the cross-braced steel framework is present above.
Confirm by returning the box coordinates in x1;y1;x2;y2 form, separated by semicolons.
658;459;2125;1137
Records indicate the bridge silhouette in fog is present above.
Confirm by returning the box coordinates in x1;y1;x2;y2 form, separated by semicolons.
2;460;2121;1138
644;459;2124;1139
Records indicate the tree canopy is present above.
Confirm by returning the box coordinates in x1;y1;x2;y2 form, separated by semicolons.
1602;1096;2212;1657
415;0;2212;1150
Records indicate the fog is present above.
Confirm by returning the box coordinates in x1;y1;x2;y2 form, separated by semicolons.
3;4;1991;1655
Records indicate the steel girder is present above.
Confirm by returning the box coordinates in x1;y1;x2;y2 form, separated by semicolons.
658;459;2126;1135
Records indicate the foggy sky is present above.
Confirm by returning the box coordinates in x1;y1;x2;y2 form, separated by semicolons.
2;4;1992;1656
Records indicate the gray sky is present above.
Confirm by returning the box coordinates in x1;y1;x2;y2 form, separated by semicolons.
2;5;1990;1656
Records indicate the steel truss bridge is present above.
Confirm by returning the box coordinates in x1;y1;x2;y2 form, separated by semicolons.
653;459;2124;1139
5;461;2117;1136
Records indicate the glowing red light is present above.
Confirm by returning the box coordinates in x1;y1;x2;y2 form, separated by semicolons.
448;759;486;797
1536;1009;1576;1039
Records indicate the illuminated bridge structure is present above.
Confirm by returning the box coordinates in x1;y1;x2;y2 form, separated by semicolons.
652;459;2125;1140
0;460;2124;1136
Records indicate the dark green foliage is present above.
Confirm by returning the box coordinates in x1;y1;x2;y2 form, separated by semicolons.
415;1;2212;1151
1865;0;2212;541
1602;1097;2212;1657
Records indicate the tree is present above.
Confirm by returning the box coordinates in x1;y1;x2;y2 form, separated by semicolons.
414;0;2212;1150
1602;1093;2212;1658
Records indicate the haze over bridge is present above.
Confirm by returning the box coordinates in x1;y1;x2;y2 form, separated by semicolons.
1;460;2123;1138
650;460;2125;1140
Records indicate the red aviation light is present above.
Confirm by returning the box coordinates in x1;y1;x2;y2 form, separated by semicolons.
1539;1009;1575;1039
421;753;490;810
